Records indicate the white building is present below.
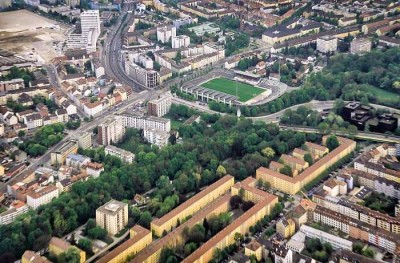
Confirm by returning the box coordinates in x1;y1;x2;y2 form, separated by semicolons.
96;199;128;235
83;101;103;116
316;36;337;53
172;35;190;49
143;129;169;147
105;145;135;163
0;200;29;225
67;10;101;53
350;38;371;54
300;225;353;250
118;114;171;132
75;131;92;150
286;231;305;253
98;117;125;146
157;25;176;43
65;154;91;169
26;185;59;210
86;162;104;178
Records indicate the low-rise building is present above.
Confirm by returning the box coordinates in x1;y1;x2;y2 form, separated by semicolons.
300;225;352;250
49;237;86;263
105;145;135;163
244;239;263;261
21;250;51;263
65;153;91;169
86;162;104;178
96;199;129;235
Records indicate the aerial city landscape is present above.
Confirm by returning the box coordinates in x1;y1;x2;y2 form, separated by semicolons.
0;0;399;262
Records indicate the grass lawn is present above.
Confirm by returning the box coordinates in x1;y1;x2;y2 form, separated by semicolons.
200;77;264;102
365;86;400;104
164;113;185;129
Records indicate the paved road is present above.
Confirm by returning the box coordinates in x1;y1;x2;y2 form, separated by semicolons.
280;125;400;144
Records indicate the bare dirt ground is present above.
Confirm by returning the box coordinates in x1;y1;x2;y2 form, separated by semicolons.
0;10;71;63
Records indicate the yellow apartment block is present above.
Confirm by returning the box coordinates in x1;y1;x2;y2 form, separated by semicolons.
131;194;231;263
182;178;279;263
48;237;86;263
50;140;78;165
257;137;356;195
244;239;263;261
97;225;151;263
151;175;234;236
276;217;296;239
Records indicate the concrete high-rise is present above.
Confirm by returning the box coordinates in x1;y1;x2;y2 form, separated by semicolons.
97;117;125;146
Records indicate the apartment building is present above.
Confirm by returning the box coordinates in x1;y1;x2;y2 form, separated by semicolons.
257;137;356;195
350;38;371;54
313;192;400;235
75;131;92;149
86;162;104;178
151;175;234;236
0;78;25;92
21;251;51;263
98;117;125;146
316;35;338;53
105;145;135;163
313;205;400;254
26;185;59;209
344;168;400;199
304;141;329;158
131;194;231;263
97;225;152;263
125;61;159;88
280;154;309;172
118;113;171;132
96;199;128;235
300;225;352;250
0;200;29;225
276;217;296;239
182;178;278;263
50;140;78;165
172;35;190;48
143;129;169;147
49;237;86;263
156;25;176;43
147;92;172;117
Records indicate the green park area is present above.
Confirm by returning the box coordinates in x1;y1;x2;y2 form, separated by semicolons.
201;78;265;102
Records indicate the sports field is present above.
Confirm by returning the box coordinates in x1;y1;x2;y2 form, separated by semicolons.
200;78;264;102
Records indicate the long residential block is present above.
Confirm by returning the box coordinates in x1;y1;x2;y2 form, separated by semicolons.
256;137;356;195
150;175;234;237
182;177;278;263
131;194;231;263
97;225;152;263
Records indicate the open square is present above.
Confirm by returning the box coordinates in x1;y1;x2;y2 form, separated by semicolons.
200;77;265;102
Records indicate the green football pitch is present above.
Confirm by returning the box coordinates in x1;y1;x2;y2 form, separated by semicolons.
200;78;265;102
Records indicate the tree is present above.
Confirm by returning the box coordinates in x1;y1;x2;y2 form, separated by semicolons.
77;238;92;254
233;232;243;245
58;247;80;263
87;226;107;240
326;135;339;151
304;153;313;165
139;211;152;229
352;242;364;254
230;195;242;209
280;165;292;176
18;130;26;137
261;147;275;158
216;165;226;177
362;248;375;258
